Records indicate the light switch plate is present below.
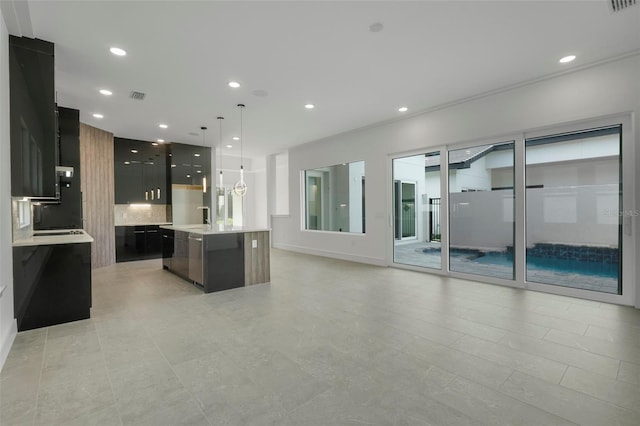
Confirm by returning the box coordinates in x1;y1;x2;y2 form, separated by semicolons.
252;239;258;248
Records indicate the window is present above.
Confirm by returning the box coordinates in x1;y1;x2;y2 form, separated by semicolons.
303;161;365;233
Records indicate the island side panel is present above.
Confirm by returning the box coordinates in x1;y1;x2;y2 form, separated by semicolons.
203;233;245;293
244;231;270;286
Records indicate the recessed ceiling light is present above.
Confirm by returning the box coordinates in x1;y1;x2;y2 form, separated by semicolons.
92;113;104;118
398;106;408;112
232;136;240;141
226;144;233;148
228;81;241;88
130;149;138;153
109;47;126;56
157;139;164;143
304;104;315;109
99;89;112;96
186;175;191;178
194;153;200;157
171;164;176;168
369;22;384;33
559;55;576;64
159;124;168;129
152;142;158;146
124;161;130;165
196;170;202;173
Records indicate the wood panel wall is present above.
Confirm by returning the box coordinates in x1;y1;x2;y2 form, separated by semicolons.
244;231;270;286
79;123;115;268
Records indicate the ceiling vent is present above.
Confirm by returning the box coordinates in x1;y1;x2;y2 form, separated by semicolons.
129;91;146;100
610;0;637;12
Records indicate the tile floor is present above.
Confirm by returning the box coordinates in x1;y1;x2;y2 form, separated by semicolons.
2;249;640;425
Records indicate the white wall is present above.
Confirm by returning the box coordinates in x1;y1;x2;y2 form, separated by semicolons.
348;161;365;233
274;152;289;215
271;55;640;287
216;155;266;229
0;8;17;370
450;156;492;192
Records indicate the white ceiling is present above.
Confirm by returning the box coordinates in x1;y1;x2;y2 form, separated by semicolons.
8;1;640;158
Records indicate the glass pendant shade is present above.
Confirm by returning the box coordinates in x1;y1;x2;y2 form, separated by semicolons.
233;166;247;196
234;104;248;197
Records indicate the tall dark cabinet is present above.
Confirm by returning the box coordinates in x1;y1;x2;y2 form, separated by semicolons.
168;143;212;217
9;36;57;198
114;138;168;204
34;107;83;229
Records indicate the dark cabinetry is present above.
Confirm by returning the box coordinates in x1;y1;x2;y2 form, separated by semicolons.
162;230;268;294
13;243;91;331
168;143;212;208
9;36;57;198
114;138;167;204
115;225;163;262
34;107;83;229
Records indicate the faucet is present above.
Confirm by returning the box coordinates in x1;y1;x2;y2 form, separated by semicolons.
197;206;211;225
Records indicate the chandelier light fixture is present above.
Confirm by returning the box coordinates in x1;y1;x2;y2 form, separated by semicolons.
200;126;207;193
233;104;247;197
217;116;224;188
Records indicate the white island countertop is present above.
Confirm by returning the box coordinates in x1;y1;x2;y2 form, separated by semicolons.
160;224;270;235
12;229;94;247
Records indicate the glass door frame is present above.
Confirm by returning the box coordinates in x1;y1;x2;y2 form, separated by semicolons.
388;147;449;275
388;114;635;305
444;134;524;289
521;114;635;306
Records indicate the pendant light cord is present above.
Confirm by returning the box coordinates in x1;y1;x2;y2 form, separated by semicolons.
217;116;224;182
238;104;245;171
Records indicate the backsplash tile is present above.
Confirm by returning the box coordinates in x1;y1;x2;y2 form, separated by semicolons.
11;197;33;242
114;204;171;226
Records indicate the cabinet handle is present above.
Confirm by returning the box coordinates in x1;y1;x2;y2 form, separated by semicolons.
162;235;169;238
188;236;203;241
133;230;145;234
147;230;158;233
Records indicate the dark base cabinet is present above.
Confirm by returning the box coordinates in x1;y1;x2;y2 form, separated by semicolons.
116;225;163;262
203;233;245;293
13;243;91;332
162;230;269;294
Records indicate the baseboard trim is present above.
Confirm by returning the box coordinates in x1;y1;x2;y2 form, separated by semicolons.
0;319;17;372
273;243;387;267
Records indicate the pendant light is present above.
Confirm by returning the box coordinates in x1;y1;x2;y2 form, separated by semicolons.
233;104;248;197
200;126;207;193
217;116;224;188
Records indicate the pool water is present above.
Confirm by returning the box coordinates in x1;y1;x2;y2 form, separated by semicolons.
469;251;618;278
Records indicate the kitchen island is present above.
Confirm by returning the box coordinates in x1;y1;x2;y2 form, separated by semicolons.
160;225;270;293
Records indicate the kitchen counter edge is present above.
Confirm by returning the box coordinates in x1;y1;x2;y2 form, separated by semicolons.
160;225;271;235
12;232;95;247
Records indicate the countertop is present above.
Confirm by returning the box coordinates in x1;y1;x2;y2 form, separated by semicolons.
114;222;173;227
12;229;94;247
161;224;271;235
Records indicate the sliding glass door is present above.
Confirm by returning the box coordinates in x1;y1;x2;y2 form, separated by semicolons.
525;126;622;294
391;115;634;304
448;142;515;280
392;152;441;270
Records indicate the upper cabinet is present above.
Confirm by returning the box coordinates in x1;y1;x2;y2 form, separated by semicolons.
9;36;57;198
168;143;211;186
114;138;167;204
